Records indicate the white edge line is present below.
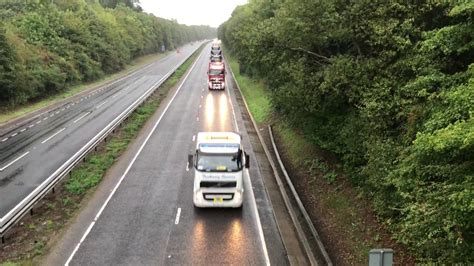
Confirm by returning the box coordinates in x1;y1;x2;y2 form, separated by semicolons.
65;48;204;266
73;112;91;124
225;74;240;132
174;208;182;225
41;128;66;144
226;70;269;265
226;60;270;265
0;151;30;171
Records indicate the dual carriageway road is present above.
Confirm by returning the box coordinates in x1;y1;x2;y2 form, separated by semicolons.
2;42;310;265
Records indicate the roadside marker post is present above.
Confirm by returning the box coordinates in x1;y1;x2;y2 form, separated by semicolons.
369;249;393;266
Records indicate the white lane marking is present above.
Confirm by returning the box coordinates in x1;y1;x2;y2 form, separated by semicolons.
11;133;18;137
226;72;269;265
65;47;205;266
73;112;91;124
61;108;65;111
226;75;240;132
1;138;8;142
192;135;196;142
28;124;34;128
186;162;190;172
56;111;60;114
0;151;30;171
50;114;54;117
174;208;182;225
112;93;118;98
244;168;270;266
80;98;84;101
41;128;66;144
36;120;41;124
43;117;48;121
96;100;108;109
20;128;26;133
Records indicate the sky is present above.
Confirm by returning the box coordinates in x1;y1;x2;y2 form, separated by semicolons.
139;0;248;28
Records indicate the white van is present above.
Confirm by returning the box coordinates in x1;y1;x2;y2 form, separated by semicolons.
188;132;249;208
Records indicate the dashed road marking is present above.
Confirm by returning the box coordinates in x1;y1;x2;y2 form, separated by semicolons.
28;124;34;128
73;112;90;123
174;208;182;225
36;120;41;124
11;133;18;137
0;151;29;171
192;135;196;142
20;128;26;133
96;100;108;109
41;128;66;144
1;138;8;142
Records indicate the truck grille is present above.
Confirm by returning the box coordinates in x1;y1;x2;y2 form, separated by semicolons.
203;193;235;201
200;181;236;188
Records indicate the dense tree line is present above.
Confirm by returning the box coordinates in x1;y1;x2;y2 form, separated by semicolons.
219;0;473;262
0;0;215;107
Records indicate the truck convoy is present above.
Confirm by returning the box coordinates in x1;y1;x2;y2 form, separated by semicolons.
208;40;226;90
188;132;249;208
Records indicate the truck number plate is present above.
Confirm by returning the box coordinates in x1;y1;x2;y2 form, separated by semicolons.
213;197;223;203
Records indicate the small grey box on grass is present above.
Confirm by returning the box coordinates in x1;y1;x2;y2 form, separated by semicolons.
369;248;393;266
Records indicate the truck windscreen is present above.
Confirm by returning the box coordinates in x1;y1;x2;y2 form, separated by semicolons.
209;69;224;75
196;152;242;172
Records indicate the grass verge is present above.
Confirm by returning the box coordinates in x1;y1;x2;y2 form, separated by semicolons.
225;51;413;264
0;51;171;124
0;44;204;265
226;56;271;124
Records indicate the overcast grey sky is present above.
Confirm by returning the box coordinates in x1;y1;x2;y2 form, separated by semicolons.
139;0;248;28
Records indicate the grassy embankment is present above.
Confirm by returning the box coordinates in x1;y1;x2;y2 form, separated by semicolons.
226;52;394;264
0;45;204;265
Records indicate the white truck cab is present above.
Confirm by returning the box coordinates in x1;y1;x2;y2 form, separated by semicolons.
188;132;249;208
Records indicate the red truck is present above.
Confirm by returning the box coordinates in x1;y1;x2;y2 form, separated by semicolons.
207;62;226;90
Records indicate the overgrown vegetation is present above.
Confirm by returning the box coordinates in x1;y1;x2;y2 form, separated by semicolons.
219;0;473;263
0;0;214;108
